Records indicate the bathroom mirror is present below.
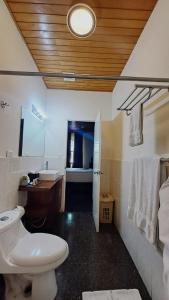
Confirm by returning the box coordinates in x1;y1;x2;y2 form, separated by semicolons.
19;107;45;157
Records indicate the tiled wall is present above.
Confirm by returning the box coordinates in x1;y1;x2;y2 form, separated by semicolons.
100;121;114;196
112;159;167;300
100;159;113;195
0;156;44;213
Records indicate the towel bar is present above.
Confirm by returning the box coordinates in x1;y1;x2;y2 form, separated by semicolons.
117;85;169;115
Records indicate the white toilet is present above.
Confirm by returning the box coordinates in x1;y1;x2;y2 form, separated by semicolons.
0;206;69;300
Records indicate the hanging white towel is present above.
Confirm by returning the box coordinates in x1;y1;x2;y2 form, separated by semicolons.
127;157;160;244
129;104;143;147
158;178;169;297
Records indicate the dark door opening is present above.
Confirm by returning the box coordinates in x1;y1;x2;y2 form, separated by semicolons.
65;121;95;212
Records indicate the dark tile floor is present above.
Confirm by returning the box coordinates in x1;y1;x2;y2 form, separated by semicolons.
65;183;93;212
0;213;152;300
51;213;151;300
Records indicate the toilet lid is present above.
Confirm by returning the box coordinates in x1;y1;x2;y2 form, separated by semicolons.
9;233;68;267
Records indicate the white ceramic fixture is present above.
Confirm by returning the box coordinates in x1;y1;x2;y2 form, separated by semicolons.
0;206;69;300
39;170;59;181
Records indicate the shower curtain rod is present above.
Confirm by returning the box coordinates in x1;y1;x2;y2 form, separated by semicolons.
1;70;169;83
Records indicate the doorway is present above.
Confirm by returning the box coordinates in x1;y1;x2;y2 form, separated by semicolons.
65;121;95;212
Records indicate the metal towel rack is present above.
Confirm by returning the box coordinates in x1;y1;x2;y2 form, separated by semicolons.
117;84;169;116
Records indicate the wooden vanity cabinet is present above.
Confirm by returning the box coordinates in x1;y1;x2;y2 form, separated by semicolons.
19;176;63;230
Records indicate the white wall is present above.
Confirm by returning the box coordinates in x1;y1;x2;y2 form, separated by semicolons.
111;0;169;299
0;1;46;158
0;1;46;212
45;89;112;173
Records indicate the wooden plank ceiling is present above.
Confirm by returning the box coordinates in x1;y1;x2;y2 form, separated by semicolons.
5;0;157;92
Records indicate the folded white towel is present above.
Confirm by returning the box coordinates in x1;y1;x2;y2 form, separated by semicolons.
128;157;160;244
158;178;169;246
158;178;169;296
82;289;142;300
129;104;143;147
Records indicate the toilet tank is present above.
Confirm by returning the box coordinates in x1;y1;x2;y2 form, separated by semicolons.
0;206;26;257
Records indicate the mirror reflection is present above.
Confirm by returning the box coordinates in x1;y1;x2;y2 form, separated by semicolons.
19;106;45;157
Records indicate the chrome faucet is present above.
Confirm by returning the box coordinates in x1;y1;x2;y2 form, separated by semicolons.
45;161;48;170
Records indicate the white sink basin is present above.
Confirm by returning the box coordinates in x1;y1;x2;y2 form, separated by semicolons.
39;170;59;181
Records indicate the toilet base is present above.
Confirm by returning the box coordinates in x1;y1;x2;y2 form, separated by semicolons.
32;270;57;300
4;274;32;300
4;270;57;300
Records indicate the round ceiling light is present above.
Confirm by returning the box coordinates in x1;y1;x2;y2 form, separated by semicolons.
67;3;96;38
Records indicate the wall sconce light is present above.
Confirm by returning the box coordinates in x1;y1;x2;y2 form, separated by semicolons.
32;104;45;121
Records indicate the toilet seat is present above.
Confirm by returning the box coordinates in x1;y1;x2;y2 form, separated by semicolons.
9;233;68;267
